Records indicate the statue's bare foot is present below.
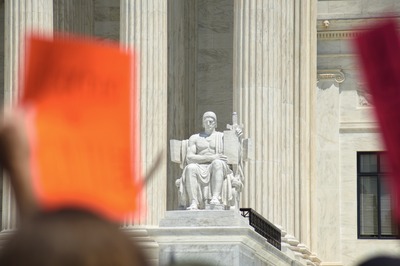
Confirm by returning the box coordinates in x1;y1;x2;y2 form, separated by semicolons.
187;203;198;210
210;196;220;205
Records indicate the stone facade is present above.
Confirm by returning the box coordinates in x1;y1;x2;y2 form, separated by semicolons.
1;0;399;266
317;1;400;265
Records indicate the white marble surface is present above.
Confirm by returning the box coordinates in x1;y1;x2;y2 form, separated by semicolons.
338;133;400;266
316;80;341;263
160;210;250;227
317;2;400;263
318;0;400;19
233;2;317;252
151;211;302;266
120;0;168;226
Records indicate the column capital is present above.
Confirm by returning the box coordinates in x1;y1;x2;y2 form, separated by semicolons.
317;69;345;84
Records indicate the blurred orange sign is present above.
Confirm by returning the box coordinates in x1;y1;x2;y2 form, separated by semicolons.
21;35;141;221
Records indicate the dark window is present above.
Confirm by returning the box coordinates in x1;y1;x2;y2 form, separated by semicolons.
357;152;399;239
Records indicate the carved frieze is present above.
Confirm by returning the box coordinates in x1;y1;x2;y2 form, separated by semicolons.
317;30;361;40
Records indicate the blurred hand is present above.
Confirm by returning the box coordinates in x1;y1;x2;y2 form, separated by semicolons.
0;108;38;220
0;110;29;171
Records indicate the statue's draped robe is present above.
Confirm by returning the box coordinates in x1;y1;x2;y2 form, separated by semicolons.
178;132;233;208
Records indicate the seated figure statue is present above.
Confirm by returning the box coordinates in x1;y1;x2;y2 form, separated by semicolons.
174;111;245;210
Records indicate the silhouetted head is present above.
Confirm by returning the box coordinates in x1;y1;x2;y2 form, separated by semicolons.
0;208;149;266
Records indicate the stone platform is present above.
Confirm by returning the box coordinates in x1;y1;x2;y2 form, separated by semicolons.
147;210;302;266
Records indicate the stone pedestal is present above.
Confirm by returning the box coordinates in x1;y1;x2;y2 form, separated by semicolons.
204;203;226;211
149;211;302;266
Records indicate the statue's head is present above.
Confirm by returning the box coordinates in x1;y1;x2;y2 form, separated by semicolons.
202;111;217;131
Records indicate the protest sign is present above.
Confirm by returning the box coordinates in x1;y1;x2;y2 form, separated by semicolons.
21;36;141;221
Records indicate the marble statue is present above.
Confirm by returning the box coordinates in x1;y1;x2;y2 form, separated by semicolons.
171;111;251;210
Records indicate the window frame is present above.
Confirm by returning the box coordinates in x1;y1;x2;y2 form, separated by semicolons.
357;152;399;239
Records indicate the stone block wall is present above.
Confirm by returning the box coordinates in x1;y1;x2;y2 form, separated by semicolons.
196;0;233;132
317;1;400;265
94;0;119;41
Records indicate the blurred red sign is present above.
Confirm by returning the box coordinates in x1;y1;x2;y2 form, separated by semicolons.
355;19;400;221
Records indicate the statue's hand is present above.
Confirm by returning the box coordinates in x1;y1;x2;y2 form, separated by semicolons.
235;127;243;138
232;176;243;190
175;178;181;188
213;154;228;163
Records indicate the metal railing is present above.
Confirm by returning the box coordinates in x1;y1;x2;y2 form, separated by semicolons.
240;208;281;250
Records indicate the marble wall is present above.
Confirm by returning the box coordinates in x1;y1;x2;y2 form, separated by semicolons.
318;0;400;19
317;1;400;265
54;0;94;36
167;0;197;210
316;79;341;263
196;0;233;132
340;133;400;266
94;0;119;41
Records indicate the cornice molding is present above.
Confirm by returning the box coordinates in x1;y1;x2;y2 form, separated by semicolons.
340;121;379;133
317;69;345;84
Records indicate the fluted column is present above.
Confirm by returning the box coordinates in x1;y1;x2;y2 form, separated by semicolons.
120;0;167;226
233;0;316;248
2;0;53;230
54;0;94;36
297;0;317;249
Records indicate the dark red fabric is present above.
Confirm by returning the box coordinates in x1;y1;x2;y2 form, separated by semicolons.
355;19;400;221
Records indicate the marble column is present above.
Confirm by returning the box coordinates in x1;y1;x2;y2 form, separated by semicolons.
233;0;316;248
297;0;317;249
53;0;94;36
2;0;53;230
120;0;167;226
315;70;344;264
